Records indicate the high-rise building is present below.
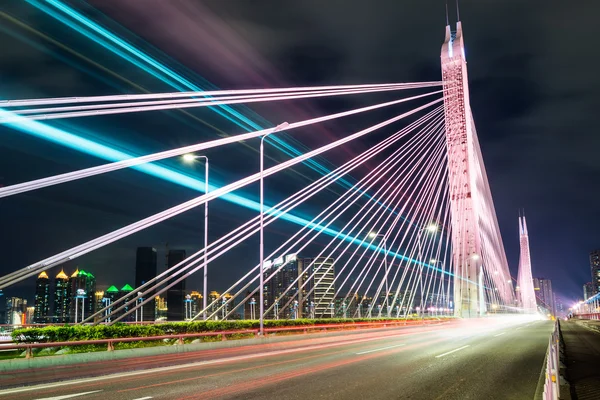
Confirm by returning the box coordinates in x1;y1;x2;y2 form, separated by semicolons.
53;269;69;323
135;247;157;322
94;291;104;322
590;250;600;295
6;297;27;325
166;249;186;321
270;255;335;319
533;278;556;316
68;269;96;323
303;257;335;318
33;271;50;323
584;282;594;301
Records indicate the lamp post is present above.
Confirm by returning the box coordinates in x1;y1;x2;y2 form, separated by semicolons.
182;154;209;320
368;232;391;316
259;122;289;335
75;289;86;323
137;292;144;323
416;223;438;316
250;298;256;320
429;259;445;313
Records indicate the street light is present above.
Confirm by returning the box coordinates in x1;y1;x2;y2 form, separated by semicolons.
368;232;391;316
259;122;289;335
137;292;144;323
417;223;438;316
181;154;210;320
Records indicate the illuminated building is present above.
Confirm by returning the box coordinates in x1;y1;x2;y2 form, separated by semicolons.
68;269;96;322
26;307;35;324
189;291;203;317
33;271;50;323
155;295;167;321
590;250;600;295
209;291;220;316
6;297;27;325
53;269;69;323
306;257;335;318
166;250;187;321
135;247;157;321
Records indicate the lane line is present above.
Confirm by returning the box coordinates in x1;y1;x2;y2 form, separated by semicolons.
494;332;506;337
0;327;444;397
132;397;153;400
435;345;470;358
35;390;102;400
356;343;405;355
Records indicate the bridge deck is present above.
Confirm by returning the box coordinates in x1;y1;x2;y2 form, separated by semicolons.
0;320;552;400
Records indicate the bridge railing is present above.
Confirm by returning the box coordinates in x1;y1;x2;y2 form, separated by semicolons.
542;320;560;400
4;319;447;359
572;312;600;320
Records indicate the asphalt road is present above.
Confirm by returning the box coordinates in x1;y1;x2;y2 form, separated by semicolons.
0;317;552;400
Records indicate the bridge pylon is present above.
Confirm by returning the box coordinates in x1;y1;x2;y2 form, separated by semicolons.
441;22;482;318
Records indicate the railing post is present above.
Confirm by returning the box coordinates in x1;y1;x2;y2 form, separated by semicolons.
107;340;114;352
25;346;33;359
178;336;184;345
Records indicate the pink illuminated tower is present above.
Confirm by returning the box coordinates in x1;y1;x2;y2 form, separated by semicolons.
441;22;482;317
517;215;537;311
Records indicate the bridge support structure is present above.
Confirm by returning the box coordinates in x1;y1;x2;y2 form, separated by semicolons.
441;22;482;318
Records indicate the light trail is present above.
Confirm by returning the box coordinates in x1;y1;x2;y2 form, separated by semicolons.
355;344;406;355
434;345;470;358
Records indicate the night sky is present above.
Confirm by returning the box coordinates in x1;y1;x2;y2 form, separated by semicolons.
1;1;599;308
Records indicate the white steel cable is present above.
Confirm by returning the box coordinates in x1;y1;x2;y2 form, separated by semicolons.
0;91;442;200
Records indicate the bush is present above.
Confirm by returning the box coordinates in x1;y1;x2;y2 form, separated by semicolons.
11;317;447;344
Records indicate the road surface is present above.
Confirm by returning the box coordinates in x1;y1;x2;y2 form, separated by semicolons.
0;318;552;400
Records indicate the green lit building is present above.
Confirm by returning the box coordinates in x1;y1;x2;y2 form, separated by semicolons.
68;268;96;323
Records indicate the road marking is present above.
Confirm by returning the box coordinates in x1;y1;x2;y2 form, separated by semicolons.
35;390;102;400
355;343;405;355
494;332;505;337
0;327;445;397
132;397;153;400
435;345;470;358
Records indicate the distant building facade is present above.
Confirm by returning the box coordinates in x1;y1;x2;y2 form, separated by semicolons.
533;277;556;316
166;249;187;321
135;247;157;322
6;297;27;325
270;255;335;319
584;282;594;301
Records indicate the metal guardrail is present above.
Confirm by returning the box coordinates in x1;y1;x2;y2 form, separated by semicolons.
572;313;600;320
2;319;444;359
542;321;561;400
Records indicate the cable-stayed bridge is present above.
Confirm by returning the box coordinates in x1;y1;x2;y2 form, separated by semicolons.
0;21;538;328
0;12;559;399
